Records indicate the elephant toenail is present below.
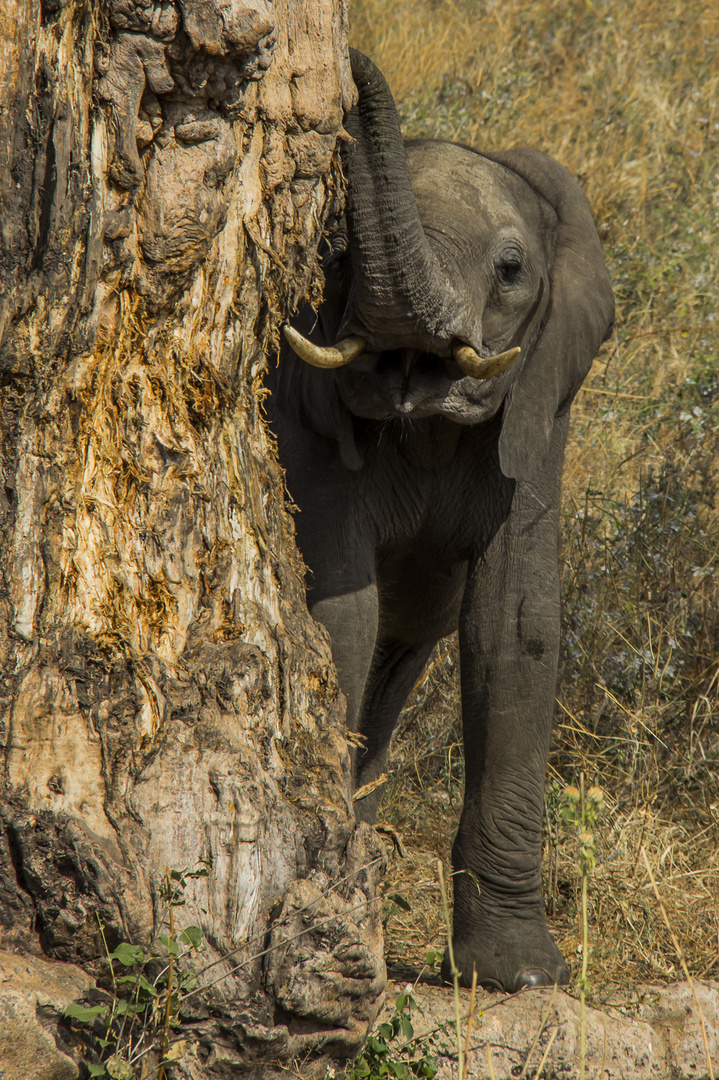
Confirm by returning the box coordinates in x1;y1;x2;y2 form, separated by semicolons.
516;969;552;990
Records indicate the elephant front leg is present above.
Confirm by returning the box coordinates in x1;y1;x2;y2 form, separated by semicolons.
448;453;569;991
353;637;436;823
311;585;379;734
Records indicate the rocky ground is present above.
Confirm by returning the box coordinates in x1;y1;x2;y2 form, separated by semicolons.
0;951;93;1080
380;976;719;1079
3;948;718;1078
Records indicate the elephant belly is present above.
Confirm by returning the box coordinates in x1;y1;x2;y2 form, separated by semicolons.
376;550;467;644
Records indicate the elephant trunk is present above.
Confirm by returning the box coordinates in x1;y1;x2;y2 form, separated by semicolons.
342;50;476;352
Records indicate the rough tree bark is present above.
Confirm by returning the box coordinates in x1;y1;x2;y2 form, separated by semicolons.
0;1;385;1076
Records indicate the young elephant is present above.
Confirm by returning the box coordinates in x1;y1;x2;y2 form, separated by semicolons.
268;50;614;992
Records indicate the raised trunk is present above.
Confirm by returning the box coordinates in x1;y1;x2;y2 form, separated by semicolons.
0;2;384;1077
342;49;476;353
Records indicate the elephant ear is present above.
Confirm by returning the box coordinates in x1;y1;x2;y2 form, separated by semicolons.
489;148;615;482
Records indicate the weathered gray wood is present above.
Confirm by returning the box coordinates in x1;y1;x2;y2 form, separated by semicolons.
0;1;384;1074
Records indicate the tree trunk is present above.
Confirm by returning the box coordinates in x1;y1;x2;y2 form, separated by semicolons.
0;1;385;1076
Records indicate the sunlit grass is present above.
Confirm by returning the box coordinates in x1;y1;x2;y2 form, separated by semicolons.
351;0;719;990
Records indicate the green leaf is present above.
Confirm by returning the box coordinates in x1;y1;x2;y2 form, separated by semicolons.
110;942;145;967
180;925;203;948
64;1002;107;1023
138;973;158;994
186;865;210;879
425;950;438;969
395;992;408;1013
386;892;411;912
377;1022;394;1040
87;1065;107;1078
159;934;180;955
116;973;157;996
401;1017;414;1041
114;998;137;1017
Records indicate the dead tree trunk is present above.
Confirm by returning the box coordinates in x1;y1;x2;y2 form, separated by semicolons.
0;1;385;1075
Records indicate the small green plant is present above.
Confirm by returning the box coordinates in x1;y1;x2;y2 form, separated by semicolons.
561;777;604;1080
65;865;209;1079
346;989;439;1079
382;890;412;932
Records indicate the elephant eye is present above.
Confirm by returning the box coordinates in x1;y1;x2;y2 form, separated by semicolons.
495;250;524;286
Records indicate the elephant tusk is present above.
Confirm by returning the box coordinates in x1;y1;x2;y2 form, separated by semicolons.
283;325;367;369
452;341;521;380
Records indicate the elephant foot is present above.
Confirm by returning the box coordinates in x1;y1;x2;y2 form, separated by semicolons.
441;926;569;992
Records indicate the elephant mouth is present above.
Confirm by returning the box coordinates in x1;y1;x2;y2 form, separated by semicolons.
393;348;468;415
331;346;514;423
283;324;520;381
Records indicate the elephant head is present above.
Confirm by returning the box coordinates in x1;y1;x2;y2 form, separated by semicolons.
283;49;614;480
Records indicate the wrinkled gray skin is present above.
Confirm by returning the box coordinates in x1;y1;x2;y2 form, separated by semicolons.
267;51;614;992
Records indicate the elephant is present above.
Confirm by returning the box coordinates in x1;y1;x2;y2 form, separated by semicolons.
267;49;614;992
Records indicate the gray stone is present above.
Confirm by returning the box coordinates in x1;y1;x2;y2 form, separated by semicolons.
637;981;719;1080
0;950;93;1080
379;979;719;1079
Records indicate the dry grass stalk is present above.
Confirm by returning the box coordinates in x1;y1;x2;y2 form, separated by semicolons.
461;969;478;1080
533;1026;559;1079
486;1041;497;1080
518;982;557;1079
641;847;715;1080
353;773;389;803
437;859;465;1080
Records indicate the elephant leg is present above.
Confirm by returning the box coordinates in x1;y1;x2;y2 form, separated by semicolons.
284;435;379;733
446;422;569;992
352;637;436;823
310;585;379;734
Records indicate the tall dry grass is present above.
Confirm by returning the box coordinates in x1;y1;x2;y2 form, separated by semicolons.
350;0;719;991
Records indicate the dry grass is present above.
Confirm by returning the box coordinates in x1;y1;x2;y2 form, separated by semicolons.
350;0;719;992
